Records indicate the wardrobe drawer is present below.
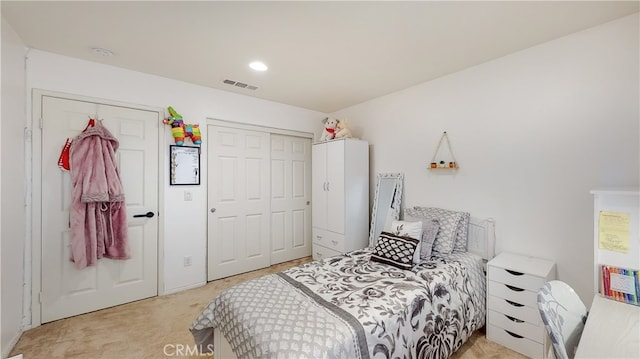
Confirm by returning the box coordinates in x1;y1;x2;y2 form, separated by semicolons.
312;227;345;252
312;244;342;261
487;295;541;325
488;266;546;292
487;324;545;359
488;280;537;308
488;310;544;343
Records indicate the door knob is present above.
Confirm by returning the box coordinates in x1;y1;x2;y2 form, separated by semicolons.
133;211;155;218
210;208;217;213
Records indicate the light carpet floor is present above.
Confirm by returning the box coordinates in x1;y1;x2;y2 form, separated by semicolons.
10;256;526;358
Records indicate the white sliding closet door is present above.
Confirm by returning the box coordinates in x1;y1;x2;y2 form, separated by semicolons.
270;135;312;264
207;125;271;280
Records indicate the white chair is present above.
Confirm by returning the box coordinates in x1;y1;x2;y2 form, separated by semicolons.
537;280;588;359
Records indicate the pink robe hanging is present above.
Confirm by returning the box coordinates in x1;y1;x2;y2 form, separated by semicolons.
69;120;129;269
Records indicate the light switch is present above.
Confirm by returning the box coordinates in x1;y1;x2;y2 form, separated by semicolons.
184;191;192;201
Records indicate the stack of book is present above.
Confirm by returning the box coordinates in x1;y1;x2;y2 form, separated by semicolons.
600;264;640;306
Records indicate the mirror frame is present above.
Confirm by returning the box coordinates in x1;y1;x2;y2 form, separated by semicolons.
368;172;404;246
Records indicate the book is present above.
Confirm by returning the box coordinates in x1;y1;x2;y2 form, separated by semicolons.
599;264;639;306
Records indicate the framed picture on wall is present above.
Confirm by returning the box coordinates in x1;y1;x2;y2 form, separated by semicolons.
170;145;200;185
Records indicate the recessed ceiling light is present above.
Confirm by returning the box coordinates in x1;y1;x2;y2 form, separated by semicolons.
249;61;268;71
91;47;113;57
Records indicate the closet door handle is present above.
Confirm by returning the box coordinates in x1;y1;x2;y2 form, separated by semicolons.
133;211;155;218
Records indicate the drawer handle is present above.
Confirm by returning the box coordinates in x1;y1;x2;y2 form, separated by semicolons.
331;240;338;245
505;269;524;276
504;330;524;339
505;314;524;323
505;284;524;292
505;299;524;307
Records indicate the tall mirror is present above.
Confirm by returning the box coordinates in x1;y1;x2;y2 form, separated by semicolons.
368;172;404;246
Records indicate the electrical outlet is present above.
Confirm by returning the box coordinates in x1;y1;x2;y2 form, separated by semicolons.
183;256;192;267
184;191;192;201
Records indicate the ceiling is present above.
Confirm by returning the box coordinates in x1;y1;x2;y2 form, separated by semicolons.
3;1;639;113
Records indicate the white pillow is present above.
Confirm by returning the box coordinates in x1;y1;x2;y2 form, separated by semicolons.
389;220;423;264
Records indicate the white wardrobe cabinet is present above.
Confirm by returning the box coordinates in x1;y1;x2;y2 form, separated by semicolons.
312;138;369;260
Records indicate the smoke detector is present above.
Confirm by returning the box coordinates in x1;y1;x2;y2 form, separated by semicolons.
91;47;114;57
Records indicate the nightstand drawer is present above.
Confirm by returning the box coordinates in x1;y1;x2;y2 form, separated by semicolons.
487;324;545;359
488;295;541;325
488;280;537;308
488;266;546;292
488;310;544;343
312;227;345;252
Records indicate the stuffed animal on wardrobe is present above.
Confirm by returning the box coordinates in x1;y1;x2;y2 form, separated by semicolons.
320;117;339;141
334;118;353;139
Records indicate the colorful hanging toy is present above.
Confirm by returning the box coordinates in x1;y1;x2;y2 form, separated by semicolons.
163;106;202;145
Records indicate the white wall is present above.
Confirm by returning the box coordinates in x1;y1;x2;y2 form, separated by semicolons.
24;50;324;316
333;14;639;304
1;17;27;357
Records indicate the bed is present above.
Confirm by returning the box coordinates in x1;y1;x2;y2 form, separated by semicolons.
190;208;495;359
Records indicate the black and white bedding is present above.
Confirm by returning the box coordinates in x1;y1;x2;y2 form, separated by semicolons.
190;247;486;359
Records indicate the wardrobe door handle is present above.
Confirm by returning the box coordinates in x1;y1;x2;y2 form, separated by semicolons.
133;211;155;218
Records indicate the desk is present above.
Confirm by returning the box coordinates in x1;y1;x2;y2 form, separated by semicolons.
575;295;640;358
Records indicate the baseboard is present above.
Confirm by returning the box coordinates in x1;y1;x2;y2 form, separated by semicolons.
162;281;206;295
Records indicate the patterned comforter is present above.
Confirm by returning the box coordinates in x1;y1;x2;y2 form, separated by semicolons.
190;248;486;359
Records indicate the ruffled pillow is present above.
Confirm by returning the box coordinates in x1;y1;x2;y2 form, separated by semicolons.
421;219;440;259
404;207;464;254
453;212;470;253
403;215;440;260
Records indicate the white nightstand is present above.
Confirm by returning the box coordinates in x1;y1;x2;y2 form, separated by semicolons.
486;252;556;358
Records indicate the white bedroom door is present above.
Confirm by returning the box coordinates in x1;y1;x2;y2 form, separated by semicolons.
39;95;159;323
269;134;312;265
207;125;271;280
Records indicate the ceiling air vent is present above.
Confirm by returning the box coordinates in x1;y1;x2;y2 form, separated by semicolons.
222;79;259;91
